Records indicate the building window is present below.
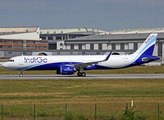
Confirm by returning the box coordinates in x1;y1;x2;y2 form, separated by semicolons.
70;44;74;49
134;43;138;50
41;37;46;40
8;46;12;48
3;45;7;48
158;42;162;56
90;44;94;50
56;37;62;40
3;41;7;43
78;44;82;50
98;43;102;50
18;46;22;48
116;43;120;50
112;43;116;50
48;37;53;40
63;36;66;40
0;41;2;43
13;41;17;44
18;41;22;44
0;45;2;48
124;43;128;50
121;43;124;50
8;41;12;43
60;43;63;46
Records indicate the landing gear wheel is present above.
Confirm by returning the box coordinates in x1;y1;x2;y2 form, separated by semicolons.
19;74;23;77
81;72;86;77
77;72;82;76
19;71;23;77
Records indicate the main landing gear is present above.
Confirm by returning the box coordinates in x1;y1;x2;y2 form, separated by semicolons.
77;72;86;77
19;71;23;77
77;67;86;77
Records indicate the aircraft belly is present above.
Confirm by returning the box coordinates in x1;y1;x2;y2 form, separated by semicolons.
101;60;130;69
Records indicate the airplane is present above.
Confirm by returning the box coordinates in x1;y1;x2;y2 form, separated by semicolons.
2;33;160;77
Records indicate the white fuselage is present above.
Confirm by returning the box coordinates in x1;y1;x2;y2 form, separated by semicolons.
2;55;133;71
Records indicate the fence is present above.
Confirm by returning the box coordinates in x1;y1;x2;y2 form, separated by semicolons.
1;103;164;120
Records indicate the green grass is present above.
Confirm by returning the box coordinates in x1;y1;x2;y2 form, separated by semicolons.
1;65;164;119
1;65;164;75
0;79;164;104
0;79;164;119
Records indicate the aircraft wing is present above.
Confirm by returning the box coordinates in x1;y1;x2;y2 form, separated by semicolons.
72;51;112;69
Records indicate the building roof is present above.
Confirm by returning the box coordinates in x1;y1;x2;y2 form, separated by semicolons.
109;28;164;34
0;27;38;34
0;27;40;40
40;28;106;34
65;32;164;44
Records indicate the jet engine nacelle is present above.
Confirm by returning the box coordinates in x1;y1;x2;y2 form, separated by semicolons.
56;66;74;75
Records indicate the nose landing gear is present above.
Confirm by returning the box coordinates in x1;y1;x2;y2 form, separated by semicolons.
19;71;23;77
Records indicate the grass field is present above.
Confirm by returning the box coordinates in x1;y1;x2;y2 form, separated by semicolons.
0;79;164;119
1;65;164;75
0;79;164;105
1;65;164;119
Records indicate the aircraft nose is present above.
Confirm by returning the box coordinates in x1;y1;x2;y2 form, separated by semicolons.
1;63;5;68
2;62;7;69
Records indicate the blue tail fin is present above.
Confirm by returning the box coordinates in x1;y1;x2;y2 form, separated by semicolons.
131;33;159;64
133;33;158;56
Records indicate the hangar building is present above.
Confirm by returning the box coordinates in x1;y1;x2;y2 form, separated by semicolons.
0;27;48;58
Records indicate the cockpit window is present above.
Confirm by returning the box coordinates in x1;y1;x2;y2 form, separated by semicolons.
8;59;14;62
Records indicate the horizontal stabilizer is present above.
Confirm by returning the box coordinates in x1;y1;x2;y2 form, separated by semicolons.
142;57;160;62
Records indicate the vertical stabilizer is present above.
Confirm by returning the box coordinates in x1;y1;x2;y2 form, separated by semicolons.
133;33;158;56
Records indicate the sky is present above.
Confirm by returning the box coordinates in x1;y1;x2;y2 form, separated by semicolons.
0;0;164;31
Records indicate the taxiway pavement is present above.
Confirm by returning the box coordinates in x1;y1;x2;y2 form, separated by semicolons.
0;74;164;80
